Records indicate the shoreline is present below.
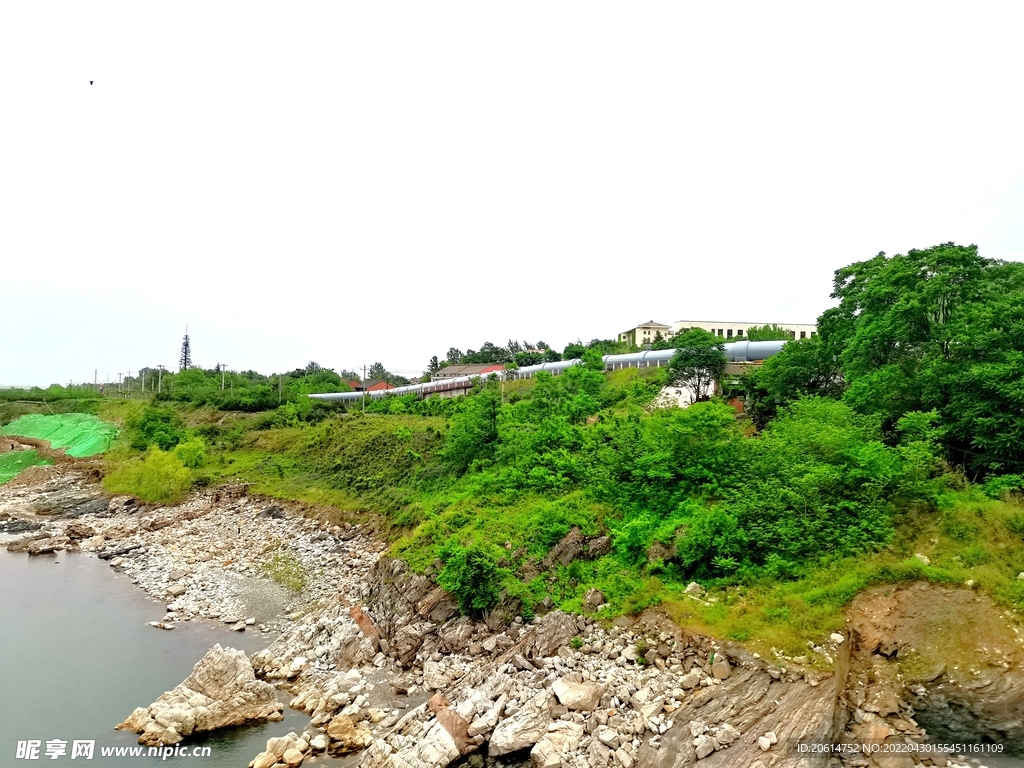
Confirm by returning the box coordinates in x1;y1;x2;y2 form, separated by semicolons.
4;464;1021;768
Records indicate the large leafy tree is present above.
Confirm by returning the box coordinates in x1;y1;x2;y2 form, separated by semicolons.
667;329;726;403
823;242;1024;476
743;336;843;428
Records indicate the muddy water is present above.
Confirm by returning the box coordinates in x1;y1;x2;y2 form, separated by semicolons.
0;549;354;766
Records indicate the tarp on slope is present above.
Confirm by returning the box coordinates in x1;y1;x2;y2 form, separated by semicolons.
0;450;52;484
0;413;118;458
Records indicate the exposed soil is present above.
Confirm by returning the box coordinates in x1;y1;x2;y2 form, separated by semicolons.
841;583;1024;763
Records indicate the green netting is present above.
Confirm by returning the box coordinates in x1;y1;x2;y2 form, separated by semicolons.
0;450;52;484
0;413;118;458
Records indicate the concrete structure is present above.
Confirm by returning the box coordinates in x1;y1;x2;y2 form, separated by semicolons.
617;320;672;347
348;379;395;392
671;320;817;341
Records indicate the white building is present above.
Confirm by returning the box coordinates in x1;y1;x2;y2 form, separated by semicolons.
617;320;672;347
671;320;817;341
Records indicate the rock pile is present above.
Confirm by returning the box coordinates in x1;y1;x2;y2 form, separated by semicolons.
116;644;284;745
4;477;385;635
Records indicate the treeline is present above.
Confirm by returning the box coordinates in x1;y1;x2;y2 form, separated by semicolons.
0;385;102;403
149;362;350;414
426;338;636;375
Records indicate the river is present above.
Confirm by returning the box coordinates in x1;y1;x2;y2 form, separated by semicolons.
0;547;354;766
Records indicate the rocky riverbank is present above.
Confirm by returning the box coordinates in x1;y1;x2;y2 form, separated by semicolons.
4;465;1022;768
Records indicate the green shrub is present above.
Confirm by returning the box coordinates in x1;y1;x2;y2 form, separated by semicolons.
173;437;207;468
104;447;192;504
437;543;503;616
128;406;184;451
1006;511;1024;536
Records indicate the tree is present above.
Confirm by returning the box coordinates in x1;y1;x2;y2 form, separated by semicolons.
462;342;509;364
562;341;586;360
822;242;1024;476
427;356;441;374
446;348;463;364
367;362;388;381
743;336;843;428
514;351;543;367
441;386;501;472
745;324;793;341
651;332;678;350
667;329;726;403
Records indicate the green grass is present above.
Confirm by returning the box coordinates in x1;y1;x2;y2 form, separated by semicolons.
86;393;1024;654
263;550;307;591
103;447;193;504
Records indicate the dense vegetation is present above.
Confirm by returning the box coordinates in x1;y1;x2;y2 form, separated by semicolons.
15;242;1023;654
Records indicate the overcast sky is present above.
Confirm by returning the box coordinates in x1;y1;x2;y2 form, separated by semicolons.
2;2;1022;386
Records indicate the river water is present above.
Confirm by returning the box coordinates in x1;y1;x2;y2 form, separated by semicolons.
0;548;353;767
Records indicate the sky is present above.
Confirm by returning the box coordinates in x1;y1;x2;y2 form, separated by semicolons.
2;2;1023;386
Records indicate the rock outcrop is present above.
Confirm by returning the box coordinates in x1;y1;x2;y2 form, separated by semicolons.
117;645;283;745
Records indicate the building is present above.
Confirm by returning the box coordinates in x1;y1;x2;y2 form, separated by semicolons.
671;320;817;341
348;379;395;392
430;364;505;382
617;320;672;347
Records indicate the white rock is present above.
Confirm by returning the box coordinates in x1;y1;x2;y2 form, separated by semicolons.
489;691;552;756
116;645;283;746
552;677;604;711
693;734;717;759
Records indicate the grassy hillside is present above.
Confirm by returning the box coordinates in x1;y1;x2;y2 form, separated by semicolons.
89;361;1024;657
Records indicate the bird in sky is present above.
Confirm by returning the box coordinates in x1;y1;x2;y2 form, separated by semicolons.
89;81;93;85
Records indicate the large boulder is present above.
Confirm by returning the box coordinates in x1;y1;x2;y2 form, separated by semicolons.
116;645;282;746
360;717;460;768
531;721;584;767
527;611;578;659
327;714;373;751
488;690;553;756
552;677;604;711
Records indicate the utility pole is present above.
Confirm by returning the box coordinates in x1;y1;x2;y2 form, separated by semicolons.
94;370;97;390
278;373;283;404
221;363;226;391
362;364;367;413
158;366;164;394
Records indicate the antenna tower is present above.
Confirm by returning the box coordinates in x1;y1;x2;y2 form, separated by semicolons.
179;324;193;371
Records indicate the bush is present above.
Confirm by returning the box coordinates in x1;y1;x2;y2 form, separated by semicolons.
128;406;184;451
104;447;192;504
437;543;503;616
173;437;207;468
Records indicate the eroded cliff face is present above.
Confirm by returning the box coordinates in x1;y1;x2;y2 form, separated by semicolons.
840;583;1024;762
